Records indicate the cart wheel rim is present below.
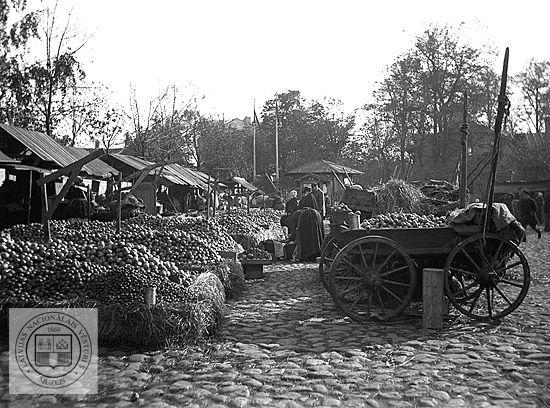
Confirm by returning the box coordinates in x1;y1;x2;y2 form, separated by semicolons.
318;236;340;291
328;235;416;322
444;233;530;320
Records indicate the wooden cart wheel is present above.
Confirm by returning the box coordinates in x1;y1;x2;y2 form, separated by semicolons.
328;236;416;321
318;235;341;291
444;234;530;320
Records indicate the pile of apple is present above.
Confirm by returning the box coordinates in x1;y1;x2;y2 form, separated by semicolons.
238;248;272;261
215;209;285;238
361;212;448;229
129;214;238;252
0;215;231;304
215;213;264;236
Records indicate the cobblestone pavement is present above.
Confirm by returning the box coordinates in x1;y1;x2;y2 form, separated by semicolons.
1;232;549;408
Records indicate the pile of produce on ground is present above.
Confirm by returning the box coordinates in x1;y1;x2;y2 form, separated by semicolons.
361;212;448;229
130;214;239;252
215;208;285;250
0;214;237;347
239;247;272;261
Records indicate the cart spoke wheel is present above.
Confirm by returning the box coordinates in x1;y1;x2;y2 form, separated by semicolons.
444;234;530;320
328;236;415;322
318;236;342;291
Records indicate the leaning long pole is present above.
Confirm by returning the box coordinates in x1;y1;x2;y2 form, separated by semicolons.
275;97;280;180
253;100;257;181
482;47;509;234
459;91;468;208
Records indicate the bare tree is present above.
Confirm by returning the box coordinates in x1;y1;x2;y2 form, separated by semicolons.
26;1;90;137
515;59;550;138
125;84;201;163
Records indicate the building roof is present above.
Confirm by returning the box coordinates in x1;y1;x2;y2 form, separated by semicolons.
64;146;118;178
285;160;363;176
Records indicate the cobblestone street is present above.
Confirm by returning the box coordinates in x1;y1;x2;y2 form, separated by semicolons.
1;233;549;408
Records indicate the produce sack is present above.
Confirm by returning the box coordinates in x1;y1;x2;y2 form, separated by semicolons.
448;202;524;241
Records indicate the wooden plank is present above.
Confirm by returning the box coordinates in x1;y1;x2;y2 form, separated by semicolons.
46;170;81;220
27;170;33;224
422;268;444;329
116;172;122;234
40;183;51;242
37;149;104;186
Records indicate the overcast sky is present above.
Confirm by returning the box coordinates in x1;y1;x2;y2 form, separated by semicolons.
38;0;550;119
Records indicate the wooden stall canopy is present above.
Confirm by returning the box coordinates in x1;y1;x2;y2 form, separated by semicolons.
0;124;115;179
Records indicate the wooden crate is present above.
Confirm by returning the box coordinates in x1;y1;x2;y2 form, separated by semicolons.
342;188;376;211
241;259;272;280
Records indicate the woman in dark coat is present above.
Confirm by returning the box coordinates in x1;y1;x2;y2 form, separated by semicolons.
293;186;324;261
295;208;324;261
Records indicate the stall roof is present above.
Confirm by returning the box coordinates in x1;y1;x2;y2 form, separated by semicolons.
225;176;258;192
64;146;118;178
161;164;203;188
110;154;155;170
0;123;112;178
285;160;363;176
0;150;19;164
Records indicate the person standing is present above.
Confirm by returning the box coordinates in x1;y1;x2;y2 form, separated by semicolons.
311;183;326;218
518;191;542;239
299;186;318;210
543;191;550;232
534;192;544;228
285;190;299;215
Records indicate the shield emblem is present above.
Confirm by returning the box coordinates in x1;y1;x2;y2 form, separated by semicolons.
34;334;73;368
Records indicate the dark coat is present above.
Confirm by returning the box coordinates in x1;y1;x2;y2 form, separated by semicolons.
295;208;324;261
519;196;538;226
285;197;299;214
299;193;318;210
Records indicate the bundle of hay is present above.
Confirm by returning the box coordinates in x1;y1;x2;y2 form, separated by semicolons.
99;272;224;348
374;178;428;215
0;272;225;349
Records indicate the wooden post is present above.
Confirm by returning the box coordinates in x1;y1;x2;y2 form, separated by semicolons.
422;268;444;329
116;172;122;234
87;185;92;220
205;180;211;221
27;171;33;224
40;182;51;242
213;178;218;217
459;91;468;208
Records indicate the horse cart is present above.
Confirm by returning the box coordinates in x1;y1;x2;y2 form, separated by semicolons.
319;223;529;321
319;48;530;322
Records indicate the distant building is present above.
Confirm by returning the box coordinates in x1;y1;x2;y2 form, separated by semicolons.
227;117;251;131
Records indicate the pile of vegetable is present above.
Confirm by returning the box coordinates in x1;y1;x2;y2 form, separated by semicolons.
214;208;286;249
239;248;272;261
0;215;230;305
361;212;448;229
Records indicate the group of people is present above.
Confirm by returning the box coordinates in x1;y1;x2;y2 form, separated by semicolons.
281;183;327;262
